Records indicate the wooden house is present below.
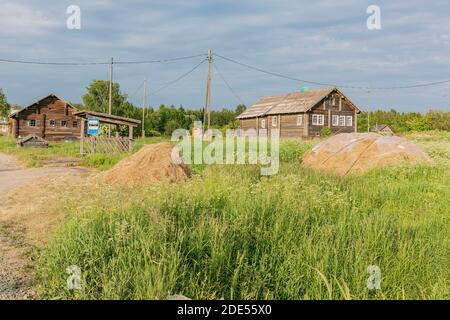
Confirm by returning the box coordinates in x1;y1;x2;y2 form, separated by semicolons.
237;87;361;138
372;124;394;136
9;94;81;141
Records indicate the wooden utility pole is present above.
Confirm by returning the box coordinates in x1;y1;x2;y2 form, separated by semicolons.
142;79;148;139
108;57;113;137
205;49;212;131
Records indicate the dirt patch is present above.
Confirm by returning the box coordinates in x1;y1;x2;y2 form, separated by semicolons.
0;153;91;299
302;133;432;176
98;143;191;187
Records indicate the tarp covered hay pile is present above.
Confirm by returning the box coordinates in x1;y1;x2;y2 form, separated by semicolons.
302;133;432;176
98;143;191;187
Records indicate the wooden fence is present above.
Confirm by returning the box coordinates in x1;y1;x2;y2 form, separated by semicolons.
81;136;131;155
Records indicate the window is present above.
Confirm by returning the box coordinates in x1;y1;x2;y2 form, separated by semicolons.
49;120;56;127
297;114;303;126
29;120;36;127
261;119;266;129
339;116;346;126
272;116;278;127
312;114;324;126
61;120;67;128
332;115;339;126
73;121;78;128
346;116;353;127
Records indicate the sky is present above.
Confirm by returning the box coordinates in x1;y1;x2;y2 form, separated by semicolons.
0;0;449;112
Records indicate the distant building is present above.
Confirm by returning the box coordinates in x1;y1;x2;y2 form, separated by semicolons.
0;118;8;136
372;124;394;136
9;93;81;141
237;87;361;138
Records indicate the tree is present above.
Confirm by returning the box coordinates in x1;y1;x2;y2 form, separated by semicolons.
82;80;127;114
235;104;246;115
406;116;431;131
426;110;450;131
0;88;10;119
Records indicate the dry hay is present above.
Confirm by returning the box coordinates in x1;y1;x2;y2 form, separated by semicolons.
98;143;191;187
302;133;432;176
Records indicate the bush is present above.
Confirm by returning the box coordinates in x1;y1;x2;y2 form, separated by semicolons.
147;130;161;137
320;127;332;137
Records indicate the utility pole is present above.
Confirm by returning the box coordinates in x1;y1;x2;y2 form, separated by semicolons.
142;78;148;139
108;57;113;137
204;49;212;132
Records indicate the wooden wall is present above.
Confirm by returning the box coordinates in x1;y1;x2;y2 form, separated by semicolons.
309;96;356;137
14;96;81;141
239;90;358;138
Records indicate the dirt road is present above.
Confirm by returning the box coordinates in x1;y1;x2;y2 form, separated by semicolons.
0;153;87;300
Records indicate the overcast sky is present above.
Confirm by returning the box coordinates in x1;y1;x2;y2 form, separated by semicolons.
1;0;449;112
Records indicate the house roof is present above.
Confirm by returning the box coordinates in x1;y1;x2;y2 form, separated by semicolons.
373;124;392;131
237;87;361;119
10;93;77;118
73;110;141;127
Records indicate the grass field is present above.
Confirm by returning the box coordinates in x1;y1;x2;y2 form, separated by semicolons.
0;136;166;170
1;132;448;299
25;131;449;300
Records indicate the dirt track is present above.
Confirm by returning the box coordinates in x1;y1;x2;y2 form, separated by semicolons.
0;153;87;300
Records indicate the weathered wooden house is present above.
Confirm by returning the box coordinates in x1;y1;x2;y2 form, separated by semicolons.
9;94;81;141
237;87;361;138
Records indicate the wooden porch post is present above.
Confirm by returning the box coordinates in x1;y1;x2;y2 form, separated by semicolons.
354;111;358;133
80;119;85;155
128;125;133;152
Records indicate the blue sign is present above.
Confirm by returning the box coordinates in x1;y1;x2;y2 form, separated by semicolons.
87;118;100;135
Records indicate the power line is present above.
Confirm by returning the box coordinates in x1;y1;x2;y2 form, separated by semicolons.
212;60;245;105
213;53;450;90
0;54;206;66
153;58;207;95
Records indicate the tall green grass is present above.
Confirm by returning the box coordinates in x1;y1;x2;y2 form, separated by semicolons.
37;134;450;299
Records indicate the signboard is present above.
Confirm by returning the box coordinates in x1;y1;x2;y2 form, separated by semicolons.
87;118;99;135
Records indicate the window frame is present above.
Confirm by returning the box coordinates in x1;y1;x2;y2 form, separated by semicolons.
261;119;266;129
73;121;78;128
346;116;353;127
296;114;303;126
332;115;339;126
29;120;36;127
61;120;67;128
49;120;56;127
272;116;278;127
339;116;346;127
312;114;324;126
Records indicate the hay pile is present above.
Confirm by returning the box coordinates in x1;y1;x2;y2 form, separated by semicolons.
302;133;432;176
98;143;191;187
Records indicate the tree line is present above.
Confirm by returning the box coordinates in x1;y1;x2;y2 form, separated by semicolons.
1;82;449;136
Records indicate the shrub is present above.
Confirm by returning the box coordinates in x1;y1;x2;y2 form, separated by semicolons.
320;127;332;137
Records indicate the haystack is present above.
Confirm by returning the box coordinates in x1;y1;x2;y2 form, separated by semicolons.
302;133;432;176
98;143;191;187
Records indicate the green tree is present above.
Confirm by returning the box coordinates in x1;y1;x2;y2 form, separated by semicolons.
406;116;431;131
235;104;246;115
0;88;10;119
426;110;450;131
82;80;127;114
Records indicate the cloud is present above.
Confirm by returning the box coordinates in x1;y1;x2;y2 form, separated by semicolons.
0;0;449;112
0;2;59;36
